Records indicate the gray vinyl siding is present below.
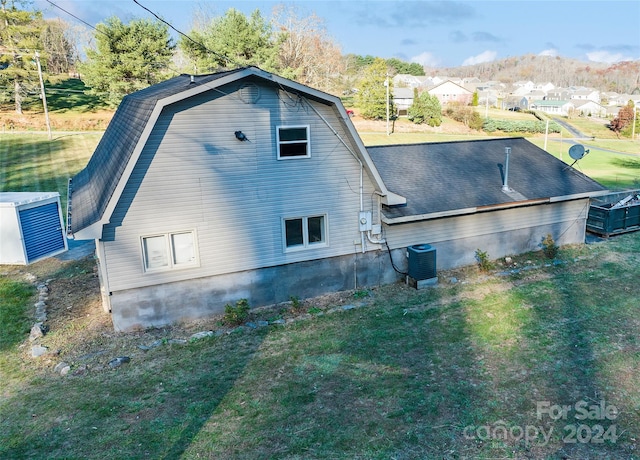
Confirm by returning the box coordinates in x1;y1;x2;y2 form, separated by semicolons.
102;82;376;292
384;199;590;249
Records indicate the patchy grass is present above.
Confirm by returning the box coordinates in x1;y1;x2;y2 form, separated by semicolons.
0;232;639;459
0;277;34;350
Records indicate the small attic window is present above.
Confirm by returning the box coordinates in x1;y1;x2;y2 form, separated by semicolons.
277;125;310;159
239;83;260;104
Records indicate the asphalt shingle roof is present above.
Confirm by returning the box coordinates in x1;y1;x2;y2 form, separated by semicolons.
367;138;607;220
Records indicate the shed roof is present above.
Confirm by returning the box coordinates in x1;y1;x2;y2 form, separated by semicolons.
367;138;607;222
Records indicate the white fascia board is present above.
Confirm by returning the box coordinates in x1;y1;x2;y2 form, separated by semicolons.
549;190;610;202
382;207;478;224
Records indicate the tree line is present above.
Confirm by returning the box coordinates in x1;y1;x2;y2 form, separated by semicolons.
0;1;425;112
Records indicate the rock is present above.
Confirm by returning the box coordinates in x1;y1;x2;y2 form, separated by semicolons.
190;331;214;340
270;319;285;325
108;356;131;368
54;362;71;375
31;345;48;357
29;323;45;341
449;277;458;284
167;338;187;345
341;304;356;311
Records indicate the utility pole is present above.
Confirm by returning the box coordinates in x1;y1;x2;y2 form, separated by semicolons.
385;75;390;136
35;51;52;140
633;102;637;141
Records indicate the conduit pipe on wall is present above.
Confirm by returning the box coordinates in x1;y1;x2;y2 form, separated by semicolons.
303;98;371;252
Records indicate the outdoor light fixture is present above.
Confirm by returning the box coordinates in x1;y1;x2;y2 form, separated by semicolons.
234;131;248;141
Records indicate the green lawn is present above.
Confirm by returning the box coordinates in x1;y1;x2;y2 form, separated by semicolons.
528;138;640;190
1;122;640;458
1;234;639;459
0;133;101;213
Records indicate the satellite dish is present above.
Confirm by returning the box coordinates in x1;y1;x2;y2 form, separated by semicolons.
565;144;590;170
568;144;585;160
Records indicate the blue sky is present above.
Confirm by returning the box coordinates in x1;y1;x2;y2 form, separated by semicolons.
37;0;640;68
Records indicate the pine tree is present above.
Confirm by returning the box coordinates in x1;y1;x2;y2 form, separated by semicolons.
180;8;277;73
79;16;174;107
356;58;394;120
0;0;44;113
408;89;442;126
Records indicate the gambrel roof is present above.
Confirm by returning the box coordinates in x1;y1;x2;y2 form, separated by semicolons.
68;67;404;239
367;138;607;223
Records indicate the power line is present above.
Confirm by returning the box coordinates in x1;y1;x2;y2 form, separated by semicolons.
44;0;110;37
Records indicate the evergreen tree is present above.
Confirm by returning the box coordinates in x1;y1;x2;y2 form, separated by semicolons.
408;89;442;126
79;16;174;107
180;8;277;73
0;0;44;113
356;58;394;120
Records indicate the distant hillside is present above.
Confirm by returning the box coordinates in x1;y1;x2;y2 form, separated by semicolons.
427;54;640;93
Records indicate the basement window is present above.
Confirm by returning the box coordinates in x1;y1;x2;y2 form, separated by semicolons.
283;215;327;250
142;230;198;272
277;125;310;159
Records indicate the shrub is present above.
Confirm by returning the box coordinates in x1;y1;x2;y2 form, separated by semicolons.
541;234;559;259
475;249;494;271
223;299;250;326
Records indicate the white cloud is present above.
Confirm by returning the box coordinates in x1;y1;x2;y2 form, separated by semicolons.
461;50;497;66
539;48;558;57
410;52;442;68
586;50;633;63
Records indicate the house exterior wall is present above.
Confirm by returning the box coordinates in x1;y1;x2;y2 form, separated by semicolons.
109;249;399;331
384;199;590;270
106;197;591;330
99;80;379;300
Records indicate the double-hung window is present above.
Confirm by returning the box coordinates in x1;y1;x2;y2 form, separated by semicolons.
283;215;327;250
141;230;198;272
277;125;310;159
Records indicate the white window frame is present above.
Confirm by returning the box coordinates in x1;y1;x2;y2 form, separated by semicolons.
276;125;310;159
141;230;199;273
282;214;328;252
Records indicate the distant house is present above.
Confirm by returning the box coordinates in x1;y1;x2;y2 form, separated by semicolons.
502;96;529;111
571;89;600;103
393;87;416;116
392;74;434;89
530;100;575;116
546;89;572;101
427;80;473;105
573;100;607;117
68;67;607;331
536;82;555;92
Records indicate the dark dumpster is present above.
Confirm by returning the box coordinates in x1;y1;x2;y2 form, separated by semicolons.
587;190;640;237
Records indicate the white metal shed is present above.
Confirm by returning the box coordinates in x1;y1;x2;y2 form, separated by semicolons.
0;192;68;265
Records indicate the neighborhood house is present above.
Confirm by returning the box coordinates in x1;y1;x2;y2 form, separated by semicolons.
67;67;607;331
